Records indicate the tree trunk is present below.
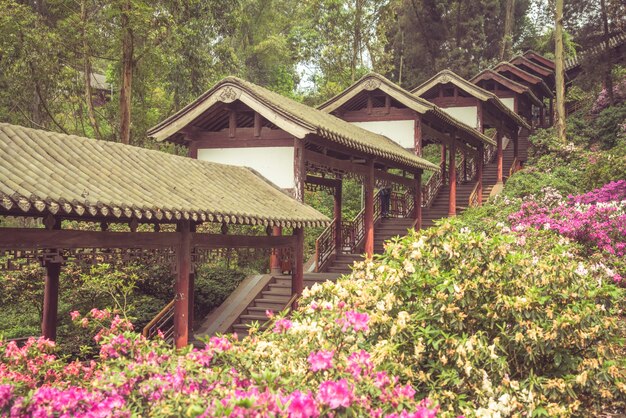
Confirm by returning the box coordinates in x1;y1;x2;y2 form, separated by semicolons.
600;0;614;105
119;0;134;145
499;0;515;60
554;0;567;142
81;0;102;140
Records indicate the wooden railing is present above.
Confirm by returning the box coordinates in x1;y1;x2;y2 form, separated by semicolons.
315;218;337;272
421;161;445;208
389;189;414;218
468;182;481;208
143;299;175;344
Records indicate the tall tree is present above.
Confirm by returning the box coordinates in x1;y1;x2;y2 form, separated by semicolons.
554;0;567;142
499;0;516;60
118;0;133;145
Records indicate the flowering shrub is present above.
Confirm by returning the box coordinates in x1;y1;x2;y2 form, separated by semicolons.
1;308;441;417
591;78;626;114
299;222;626;416
510;181;626;259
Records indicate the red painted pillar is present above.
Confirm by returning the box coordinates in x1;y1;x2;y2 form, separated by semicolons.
513;128;520;170
477;145;484;206
291;227;304;308
364;159;375;258
293;138;305;202
188;223;197;333
414;171;422;230
414;115;423;157
496;129;504;184
448;141;457;217
333;182;342;252
270;226;283;274
42;261;61;341
174;220;191;349
441;144;447;185
477;100;484;133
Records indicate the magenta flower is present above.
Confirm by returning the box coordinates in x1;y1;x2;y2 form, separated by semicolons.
273;318;293;333
70;311;81;321
0;384;13;409
317;379;353;409
347;350;374;378
338;310;370;332
286;390;319;417
307;350;334;372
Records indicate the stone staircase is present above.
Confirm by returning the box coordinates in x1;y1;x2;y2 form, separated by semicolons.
229;273;340;334
422;139;517;227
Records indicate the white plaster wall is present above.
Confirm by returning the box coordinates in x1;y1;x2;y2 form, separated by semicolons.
197;147;294;189
441;106;478;129
351;120;415;149
501;98;515;111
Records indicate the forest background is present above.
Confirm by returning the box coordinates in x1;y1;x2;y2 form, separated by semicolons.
1;0;624;147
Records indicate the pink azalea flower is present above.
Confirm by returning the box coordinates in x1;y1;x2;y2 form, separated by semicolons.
287;390;319;417
69;311;81;321
317;379;353;409
337;310;370;332
307;350;334;372
273;318;293;333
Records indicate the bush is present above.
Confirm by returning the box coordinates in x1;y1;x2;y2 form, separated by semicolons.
193;265;247;321
301;222;626;416
593;103;626;149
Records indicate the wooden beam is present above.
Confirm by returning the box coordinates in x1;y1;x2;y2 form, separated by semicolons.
304;149;415;188
421;123;476;154
254;112;262;137
185;127;294;142
336;107;415;122
194;138;293;148
192;233;296;249
306;175;341;189
0;229;179;250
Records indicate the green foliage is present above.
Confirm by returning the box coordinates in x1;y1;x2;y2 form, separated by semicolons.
593;103;626;149
302;221;626;416
583;141;626;190
504;167;582;198
193;265;247;321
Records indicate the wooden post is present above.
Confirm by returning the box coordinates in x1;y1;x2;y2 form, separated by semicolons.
448;140;457;217
293;139;305;202
539;105;545;127
414;115;423;157
333;181;343;253
42;217;61;341
42;262;61;341
513;128;519;169
174;220;191;349
254;112;262;137
291;227;305;307
188;223;197;334
364;159;375;258
270;226;282;274
462;150;468;182
414;171;422;230
496;129;504;184
441;144;447;185
477;145;484;205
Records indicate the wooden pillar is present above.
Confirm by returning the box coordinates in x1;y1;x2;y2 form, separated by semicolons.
448;140;457;217
414;115;423;157
414;171;422;230
174;220;191;349
291;227;305;307
270;226;283;274
462;150;468;182
293;138;305;202
188;223;197;333
539;105;545;127
496;129;504;184
513;128;519;169
477;100;484;132
441;144;447;185
477;145;484;205
42;217;61;341
42;262;61;341
364;159;375;258
333;181;342;252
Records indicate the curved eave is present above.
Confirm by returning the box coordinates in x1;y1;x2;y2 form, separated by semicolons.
0;192;330;229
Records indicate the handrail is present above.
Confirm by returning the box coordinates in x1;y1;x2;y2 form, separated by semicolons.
421;161;445;208
314;218;337;272
285;292;300;312
143;299;175;343
468;182;481;208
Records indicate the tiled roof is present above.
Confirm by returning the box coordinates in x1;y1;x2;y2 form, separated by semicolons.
317;72;496;147
148;77;439;172
0;123;329;228
411;70;530;130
